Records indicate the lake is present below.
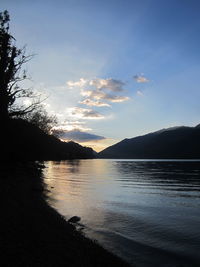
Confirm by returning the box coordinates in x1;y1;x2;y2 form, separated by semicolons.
43;159;200;267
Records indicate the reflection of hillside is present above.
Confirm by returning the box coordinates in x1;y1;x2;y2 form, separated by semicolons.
66;160;81;173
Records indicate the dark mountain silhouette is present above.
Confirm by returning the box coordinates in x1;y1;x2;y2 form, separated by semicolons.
1;119;95;160
99;124;200;159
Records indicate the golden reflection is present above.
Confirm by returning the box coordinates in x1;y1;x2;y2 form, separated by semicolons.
43;160;114;225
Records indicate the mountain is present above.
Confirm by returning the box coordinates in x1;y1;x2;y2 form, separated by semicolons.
98;125;200;159
1;119;95;160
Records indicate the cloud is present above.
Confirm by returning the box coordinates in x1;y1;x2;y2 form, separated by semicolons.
81;89;129;102
134;74;149;83
52;121;91;132
136;90;144;96
89;78;125;92
80;89;103;99
66;77;129;113
67;107;105;119
66;77;125;92
67;78;88;88
52;129;105;143
80;90;129;103
101;94;130;102
79;99;111;107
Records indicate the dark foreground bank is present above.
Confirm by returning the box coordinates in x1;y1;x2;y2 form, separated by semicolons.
0;162;129;267
1;119;95;160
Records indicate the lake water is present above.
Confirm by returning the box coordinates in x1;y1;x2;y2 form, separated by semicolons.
43;159;200;267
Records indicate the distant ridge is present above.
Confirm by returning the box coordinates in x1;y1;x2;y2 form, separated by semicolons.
98;124;200;159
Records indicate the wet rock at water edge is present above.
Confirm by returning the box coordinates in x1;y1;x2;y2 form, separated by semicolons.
68;216;81;223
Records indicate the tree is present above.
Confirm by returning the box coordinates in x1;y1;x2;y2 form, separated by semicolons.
0;10;40;121
22;106;57;134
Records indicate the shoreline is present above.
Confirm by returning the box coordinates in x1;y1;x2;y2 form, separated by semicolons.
0;162;130;267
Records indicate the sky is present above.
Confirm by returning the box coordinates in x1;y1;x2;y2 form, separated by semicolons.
2;0;200;151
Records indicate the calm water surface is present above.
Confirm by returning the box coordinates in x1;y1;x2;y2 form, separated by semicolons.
43;159;200;267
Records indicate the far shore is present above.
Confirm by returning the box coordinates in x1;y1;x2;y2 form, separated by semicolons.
0;162;130;267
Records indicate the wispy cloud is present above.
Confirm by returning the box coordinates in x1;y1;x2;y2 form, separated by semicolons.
89;78;125;92
134;74;149;83
64;76;130;133
136;90;144;96
67;78;88;88
81;90;129;103
102;94;130;102
52;129;105;143
67;77;125;91
52;121;91;132
79;99;111;107
80;89;103;99
67;107;105;119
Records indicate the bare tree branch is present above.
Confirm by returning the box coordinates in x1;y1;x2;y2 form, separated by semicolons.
0;10;42;120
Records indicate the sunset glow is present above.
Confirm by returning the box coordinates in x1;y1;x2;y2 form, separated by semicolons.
2;0;200;151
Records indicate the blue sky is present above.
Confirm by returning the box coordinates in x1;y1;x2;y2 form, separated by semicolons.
2;0;200;151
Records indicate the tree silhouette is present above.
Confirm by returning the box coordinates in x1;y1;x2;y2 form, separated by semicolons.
0;10;40;121
22;106;57;134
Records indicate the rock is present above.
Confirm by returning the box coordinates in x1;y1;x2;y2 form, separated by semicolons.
68;216;81;223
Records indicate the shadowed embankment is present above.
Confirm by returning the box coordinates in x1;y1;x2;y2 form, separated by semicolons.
0;162;130;267
1;119;95;160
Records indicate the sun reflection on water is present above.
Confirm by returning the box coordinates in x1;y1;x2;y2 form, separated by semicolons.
43;160;115;226
43;159;200;267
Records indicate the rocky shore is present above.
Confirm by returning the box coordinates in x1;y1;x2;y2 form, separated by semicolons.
0;162;130;267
